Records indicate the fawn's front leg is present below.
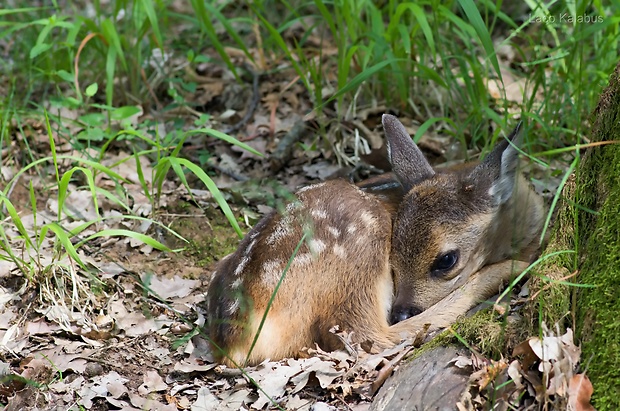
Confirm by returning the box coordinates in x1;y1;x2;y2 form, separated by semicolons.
389;260;529;341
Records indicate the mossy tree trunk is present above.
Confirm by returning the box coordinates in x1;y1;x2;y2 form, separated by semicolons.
575;62;620;410
534;61;620;410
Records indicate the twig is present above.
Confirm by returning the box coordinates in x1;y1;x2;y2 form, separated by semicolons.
214;365;244;377
269;120;315;172
221;64;261;135
369;345;414;396
207;162;249;182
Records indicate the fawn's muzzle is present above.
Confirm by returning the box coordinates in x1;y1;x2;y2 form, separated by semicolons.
390;305;423;324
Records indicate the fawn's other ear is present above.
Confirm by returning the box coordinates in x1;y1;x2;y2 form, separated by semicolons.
382;114;435;191
469;121;523;205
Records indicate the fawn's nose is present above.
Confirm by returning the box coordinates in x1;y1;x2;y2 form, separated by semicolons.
390;305;423;324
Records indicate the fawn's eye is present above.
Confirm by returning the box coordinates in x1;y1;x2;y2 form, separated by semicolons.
431;250;460;277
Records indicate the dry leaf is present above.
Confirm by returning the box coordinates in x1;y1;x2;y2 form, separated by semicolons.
247;362;302;409
450;355;474;369
138;370;168;395
143;274;200;300
506;360;524;389
568;374;595;411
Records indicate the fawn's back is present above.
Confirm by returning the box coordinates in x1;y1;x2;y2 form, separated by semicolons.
207;114;545;366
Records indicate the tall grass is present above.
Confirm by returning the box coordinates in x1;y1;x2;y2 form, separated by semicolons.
3;2;618;143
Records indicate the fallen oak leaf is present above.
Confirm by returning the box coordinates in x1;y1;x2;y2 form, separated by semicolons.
469;359;508;391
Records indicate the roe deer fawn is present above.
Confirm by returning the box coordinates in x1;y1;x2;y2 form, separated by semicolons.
207;114;545;366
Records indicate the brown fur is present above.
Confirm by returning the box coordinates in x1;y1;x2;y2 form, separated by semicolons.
207;115;545;366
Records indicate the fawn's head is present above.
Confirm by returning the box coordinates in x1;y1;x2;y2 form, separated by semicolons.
382;115;541;324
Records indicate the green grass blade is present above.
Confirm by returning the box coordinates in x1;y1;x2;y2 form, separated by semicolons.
322;58;401;107
0;7;44;15
105;46;118;107
245;232;307;366
203;2;253;62
45;222;85;268
539;154;579;245
167;157;243;238
457;0;502;83
390;3;435;56
75;229;173;252
0;194;35;250
251;7;310;92
139;0;163;49
495;249;577;303
189;0;240;80
413;117;456;143
100;17;127;71
186;128;264;157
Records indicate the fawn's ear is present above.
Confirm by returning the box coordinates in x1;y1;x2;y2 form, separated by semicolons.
469;121;523;205
382;114;435;191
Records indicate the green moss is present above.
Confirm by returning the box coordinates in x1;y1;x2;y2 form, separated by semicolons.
162;200;245;271
452;310;511;358
183;224;240;267
410;308;531;361
408;329;455;361
169;211;242;268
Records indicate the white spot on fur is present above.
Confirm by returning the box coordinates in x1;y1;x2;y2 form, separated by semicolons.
286;201;303;213
311;208;327;219
360;211;376;227
308;238;326;255
292;253;313;267
230;277;243;290
357;189;372;200
234;256;250;276
297;182;326;194
226;299;240;315
267;221;292;245
327;226;341;238
245;239;257;256
347;224;358;235
333;244;347;258
262;259;284;286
